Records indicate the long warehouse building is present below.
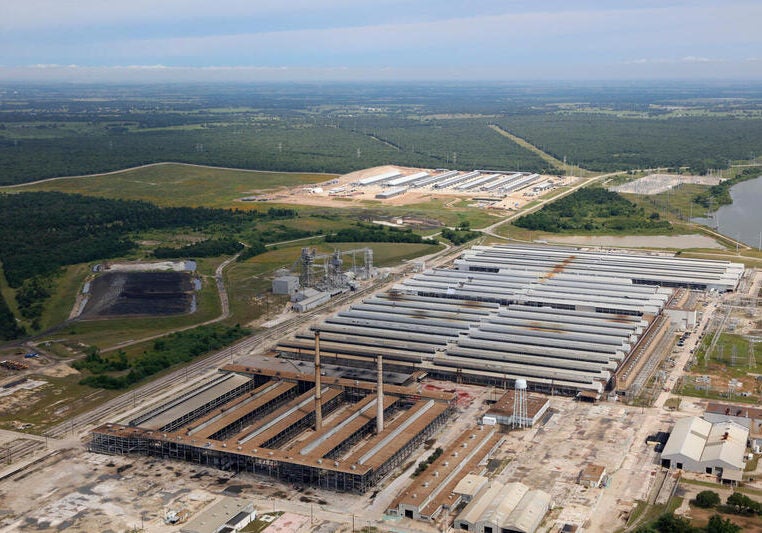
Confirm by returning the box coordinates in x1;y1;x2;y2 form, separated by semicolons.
278;244;743;394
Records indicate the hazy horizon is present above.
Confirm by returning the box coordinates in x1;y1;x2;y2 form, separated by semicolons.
1;1;760;83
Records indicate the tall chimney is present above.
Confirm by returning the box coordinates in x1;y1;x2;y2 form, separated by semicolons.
314;330;322;431
376;355;384;434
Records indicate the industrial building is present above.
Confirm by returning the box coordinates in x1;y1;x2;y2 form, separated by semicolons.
180;497;255;533
661;416;749;480
272;275;299;295
376;187;407;199
89;363;455;493
278;244;743;394
357;170;402;186
703;402;762;450
578;464;607;488
453;481;552;533
483;389;550;428
355;167;544;194
388;426;503;522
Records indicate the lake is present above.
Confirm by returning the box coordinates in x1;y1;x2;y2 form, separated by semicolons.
693;174;762;248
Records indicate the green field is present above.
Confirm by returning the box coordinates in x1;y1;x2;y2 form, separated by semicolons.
8;163;331;208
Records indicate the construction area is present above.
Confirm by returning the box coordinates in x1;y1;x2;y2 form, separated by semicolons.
89;357;454;494
254;166;573;210
277;244;744;396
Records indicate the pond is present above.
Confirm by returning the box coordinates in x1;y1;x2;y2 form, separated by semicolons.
693;174;762;248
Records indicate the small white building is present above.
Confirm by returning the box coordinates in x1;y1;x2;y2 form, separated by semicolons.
661;416;748;479
272;275;299;295
293;291;330;312
180;497;255;533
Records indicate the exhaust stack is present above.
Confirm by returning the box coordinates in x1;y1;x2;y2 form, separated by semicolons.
314;330;322;431
377;355;384;434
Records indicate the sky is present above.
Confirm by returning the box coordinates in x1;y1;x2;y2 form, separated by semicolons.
1;0;761;82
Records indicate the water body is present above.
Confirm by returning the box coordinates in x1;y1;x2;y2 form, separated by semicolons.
692;174;762;247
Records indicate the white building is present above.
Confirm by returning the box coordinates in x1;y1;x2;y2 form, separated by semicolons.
454;482;551;533
180;497;255;533
704;402;762;451
661;416;748;479
272;275;299;295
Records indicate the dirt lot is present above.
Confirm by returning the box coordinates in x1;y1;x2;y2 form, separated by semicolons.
247;164;576;212
493;397;675;532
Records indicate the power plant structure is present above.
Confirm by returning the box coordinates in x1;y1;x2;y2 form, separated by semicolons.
294;247;374;293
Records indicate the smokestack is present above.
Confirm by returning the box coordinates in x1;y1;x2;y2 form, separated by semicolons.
315;330;322;431
377;355;384;434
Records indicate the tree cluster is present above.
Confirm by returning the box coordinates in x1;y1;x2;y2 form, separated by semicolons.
325;223;435;244
440;228;482;245
78;324;249;390
412;447;444;477
0;293;24;341
693;167;762;209
514;188;671;233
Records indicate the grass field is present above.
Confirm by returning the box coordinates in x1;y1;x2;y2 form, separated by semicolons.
9;163;331;208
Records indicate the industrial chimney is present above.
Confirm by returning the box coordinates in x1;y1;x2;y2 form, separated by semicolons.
376;355;384;434
314;330;322;431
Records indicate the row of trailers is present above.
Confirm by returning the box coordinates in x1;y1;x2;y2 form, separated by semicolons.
358;169;543;198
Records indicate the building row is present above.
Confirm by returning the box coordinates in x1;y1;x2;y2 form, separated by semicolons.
278;244;743;394
355;168;544;194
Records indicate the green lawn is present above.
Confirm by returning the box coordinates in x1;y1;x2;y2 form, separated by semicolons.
9;163;331;208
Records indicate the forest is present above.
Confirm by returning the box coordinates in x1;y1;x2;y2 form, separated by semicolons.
497;114;762;173
0;192;259;287
3;82;761;185
0;192;296;337
514;188;672;233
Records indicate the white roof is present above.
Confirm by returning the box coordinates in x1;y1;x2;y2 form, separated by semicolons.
662;416;711;462
505;490;552;533
701;420;748;469
663;416;748;470
457;481;551;533
453;474;488;497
